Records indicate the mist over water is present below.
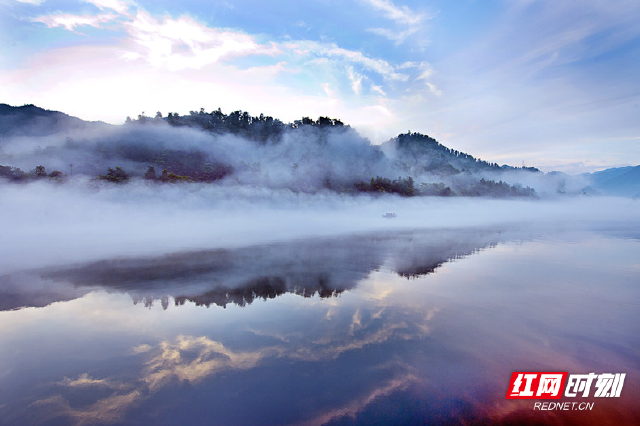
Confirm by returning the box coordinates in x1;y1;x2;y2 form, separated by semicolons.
0;177;637;274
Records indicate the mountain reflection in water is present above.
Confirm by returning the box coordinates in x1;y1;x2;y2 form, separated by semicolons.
3;228;503;311
0;225;639;426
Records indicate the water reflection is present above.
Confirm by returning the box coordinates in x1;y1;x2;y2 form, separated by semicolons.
2;228;506;311
0;225;639;425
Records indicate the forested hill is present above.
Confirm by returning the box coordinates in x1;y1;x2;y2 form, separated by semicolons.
0;104;541;197
390;132;540;174
0;103;109;137
129;108;538;176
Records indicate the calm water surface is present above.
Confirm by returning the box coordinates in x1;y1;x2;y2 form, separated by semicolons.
1;225;639;425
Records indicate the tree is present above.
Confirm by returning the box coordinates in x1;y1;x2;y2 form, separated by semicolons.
0;165;28;181
144;166;156;180
48;170;65;181
33;165;47;178
99;167;130;183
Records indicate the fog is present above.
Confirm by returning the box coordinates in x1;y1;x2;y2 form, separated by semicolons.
0;176;638;275
1;122;392;191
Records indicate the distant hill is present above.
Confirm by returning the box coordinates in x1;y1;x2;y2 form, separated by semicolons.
0;103;109;137
386;132;540;176
586;165;640;198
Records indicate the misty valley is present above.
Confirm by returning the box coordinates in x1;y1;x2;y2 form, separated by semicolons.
1;104;639;425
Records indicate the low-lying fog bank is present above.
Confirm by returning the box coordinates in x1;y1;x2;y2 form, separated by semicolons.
0;179;637;274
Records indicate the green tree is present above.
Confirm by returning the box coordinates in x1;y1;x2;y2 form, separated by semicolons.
99;167;130;183
33;165;47;178
144;166;156;180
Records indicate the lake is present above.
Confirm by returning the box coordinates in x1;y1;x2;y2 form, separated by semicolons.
1;223;639;425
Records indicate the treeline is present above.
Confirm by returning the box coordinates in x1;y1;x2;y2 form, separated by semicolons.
128;109;347;144
457;178;536;197
0;164;65;182
354;176;416;196
0;164;222;185
96;165;227;184
353;176;534;197
1;163;536;198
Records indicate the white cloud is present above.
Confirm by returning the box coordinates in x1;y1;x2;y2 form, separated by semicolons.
416;65;434;81
123;11;281;70
321;82;336;100
363;0;431;46
367;26;417;44
15;0;45;4
347;67;363;95
289;40;408;81
58;373;131;391
240;61;289;79
397;61;418;70
30;5;280;71
32;12;118;32
83;0;129;15
363;0;425;26
426;82;442;97
371;85;386;97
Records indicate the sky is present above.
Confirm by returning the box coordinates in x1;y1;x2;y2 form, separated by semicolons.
0;0;639;173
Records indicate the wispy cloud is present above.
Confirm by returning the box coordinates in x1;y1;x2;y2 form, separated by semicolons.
371;85;386;97
296;374;419;426
288;40;409;81
363;0;425;26
367;26;417;45
347;66;363;95
58;373;131;391
362;0;430;45
32;12;118;32
83;0;129;15
15;0;45;5
426;82;442;97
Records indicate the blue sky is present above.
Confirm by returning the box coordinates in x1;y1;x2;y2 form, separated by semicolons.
1;0;639;173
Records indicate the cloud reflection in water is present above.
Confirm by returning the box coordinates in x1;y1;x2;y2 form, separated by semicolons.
1;226;639;425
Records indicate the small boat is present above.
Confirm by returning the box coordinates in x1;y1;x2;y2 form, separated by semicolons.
382;212;397;219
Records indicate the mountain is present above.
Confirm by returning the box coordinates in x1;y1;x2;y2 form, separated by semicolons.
385;131;540;176
586;166;640;198
0;103;108;137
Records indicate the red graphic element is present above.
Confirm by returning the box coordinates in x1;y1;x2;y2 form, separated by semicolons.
506;372;568;399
